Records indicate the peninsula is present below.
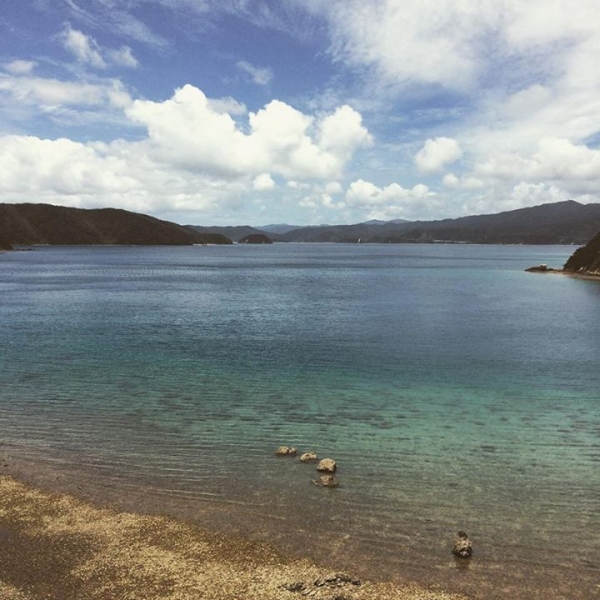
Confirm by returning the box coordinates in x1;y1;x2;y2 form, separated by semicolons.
563;229;600;276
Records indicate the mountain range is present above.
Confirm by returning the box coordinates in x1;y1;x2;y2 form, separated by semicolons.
2;200;600;250
191;200;600;245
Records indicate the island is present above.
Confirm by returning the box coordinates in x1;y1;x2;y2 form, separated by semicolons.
238;233;273;244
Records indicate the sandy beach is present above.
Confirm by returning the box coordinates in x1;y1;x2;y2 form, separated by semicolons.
0;475;468;600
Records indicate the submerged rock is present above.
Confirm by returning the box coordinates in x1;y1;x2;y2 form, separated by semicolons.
318;474;339;487
317;458;337;473
300;451;318;463
452;531;473;558
275;446;297;457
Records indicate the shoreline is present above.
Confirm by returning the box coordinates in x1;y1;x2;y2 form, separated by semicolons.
0;474;467;600
525;265;600;281
2;454;598;600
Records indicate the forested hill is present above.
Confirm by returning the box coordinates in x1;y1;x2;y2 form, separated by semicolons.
0;234;12;250
278;200;600;244
564;230;600;275
0;203;232;246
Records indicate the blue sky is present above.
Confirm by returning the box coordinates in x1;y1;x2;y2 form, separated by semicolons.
2;1;600;225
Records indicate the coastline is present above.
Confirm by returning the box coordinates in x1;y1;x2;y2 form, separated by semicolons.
526;266;600;281
0;474;467;600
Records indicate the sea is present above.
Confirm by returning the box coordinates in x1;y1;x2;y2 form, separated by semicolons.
0;243;599;599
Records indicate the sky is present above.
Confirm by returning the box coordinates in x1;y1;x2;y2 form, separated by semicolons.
1;1;600;226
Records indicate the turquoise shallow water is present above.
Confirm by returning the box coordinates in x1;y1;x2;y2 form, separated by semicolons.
1;243;599;598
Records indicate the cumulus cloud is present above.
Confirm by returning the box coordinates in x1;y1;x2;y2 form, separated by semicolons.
509;182;569;209
415;137;462;173
320;105;373;158
0;132;252;218
0;84;373;222
443;173;484;190
236;61;273;85
0;135;137;200
252;173;275;190
126;84;371;180
345;178;433;219
475;137;600;185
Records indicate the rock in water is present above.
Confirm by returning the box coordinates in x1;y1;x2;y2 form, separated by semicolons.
300;451;318;463
319;475;339;487
275;446;297;457
452;531;473;558
317;458;337;473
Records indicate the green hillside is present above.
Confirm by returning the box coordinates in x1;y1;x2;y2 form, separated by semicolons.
0;204;232;246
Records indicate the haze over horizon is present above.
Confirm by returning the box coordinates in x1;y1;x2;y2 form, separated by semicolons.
2;1;600;226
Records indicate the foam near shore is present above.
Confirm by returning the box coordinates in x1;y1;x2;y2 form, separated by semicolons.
0;476;467;600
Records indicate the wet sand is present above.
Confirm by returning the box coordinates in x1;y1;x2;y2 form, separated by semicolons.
0;475;467;600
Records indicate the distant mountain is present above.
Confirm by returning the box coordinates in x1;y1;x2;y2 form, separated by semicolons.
280;201;600;244
564;230;600;275
362;218;409;225
0;203;232;246
259;223;302;234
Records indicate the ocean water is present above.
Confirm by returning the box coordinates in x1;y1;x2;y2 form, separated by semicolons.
0;243;599;599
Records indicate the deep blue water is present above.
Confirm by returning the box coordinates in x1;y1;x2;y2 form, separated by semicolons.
1;243;599;598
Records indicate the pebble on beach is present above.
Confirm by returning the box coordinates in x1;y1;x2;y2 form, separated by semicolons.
452;531;473;558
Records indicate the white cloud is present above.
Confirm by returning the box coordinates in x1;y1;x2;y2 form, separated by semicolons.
345;178;433;219
61;24;138;70
62;24;107;68
107;46;139;69
305;0;600;94
0;75;132;111
475;137;600;184
237;61;273;85
207;96;247;116
0;84;374;223
0;132;253;218
319;105;373;158
0;135;137;200
509;182;569;209
443;173;484;190
3;60;37;75
126;84;371;180
325;181;343;194
415;137;462;173
252;173;275;191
